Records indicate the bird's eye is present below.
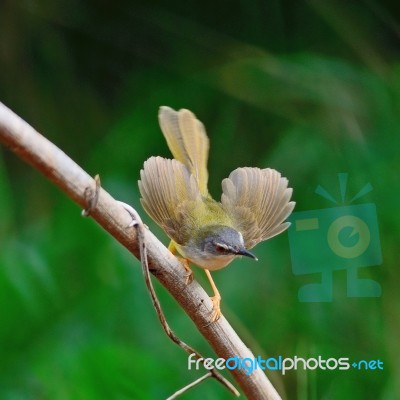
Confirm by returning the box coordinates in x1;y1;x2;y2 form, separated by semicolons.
215;244;227;253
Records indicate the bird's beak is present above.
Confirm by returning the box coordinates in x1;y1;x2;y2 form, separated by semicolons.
237;248;258;261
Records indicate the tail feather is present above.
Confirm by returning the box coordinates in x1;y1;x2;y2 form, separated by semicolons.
158;106;209;195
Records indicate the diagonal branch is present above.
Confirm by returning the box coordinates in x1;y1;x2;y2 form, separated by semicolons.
116;201;239;397
0;101;282;400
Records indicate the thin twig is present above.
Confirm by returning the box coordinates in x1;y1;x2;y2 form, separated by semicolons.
166;372;212;400
118;202;239;398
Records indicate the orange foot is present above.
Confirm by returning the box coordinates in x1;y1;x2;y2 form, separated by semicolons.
209;294;222;322
178;257;194;285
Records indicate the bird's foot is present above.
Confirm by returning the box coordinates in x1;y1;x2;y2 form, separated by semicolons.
209;294;222;322
179;257;194;285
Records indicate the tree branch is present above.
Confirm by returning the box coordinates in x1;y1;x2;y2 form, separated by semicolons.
0;101;282;400
118;201;239;397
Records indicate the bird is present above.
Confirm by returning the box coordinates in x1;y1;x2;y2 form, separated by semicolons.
138;106;295;322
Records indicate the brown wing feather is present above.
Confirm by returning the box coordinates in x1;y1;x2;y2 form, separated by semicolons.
221;167;295;249
138;156;201;244
158;106;209;195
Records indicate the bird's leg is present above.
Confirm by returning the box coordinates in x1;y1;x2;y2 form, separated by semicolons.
168;241;194;285
204;269;222;322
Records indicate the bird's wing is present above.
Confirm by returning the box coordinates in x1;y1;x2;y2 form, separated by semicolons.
221;167;295;249
139;156;201;245
158;106;209;196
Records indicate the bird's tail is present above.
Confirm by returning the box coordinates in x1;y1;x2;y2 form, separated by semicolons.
158;106;209;195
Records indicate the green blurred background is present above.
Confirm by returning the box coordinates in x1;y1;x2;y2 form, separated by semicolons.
0;1;399;399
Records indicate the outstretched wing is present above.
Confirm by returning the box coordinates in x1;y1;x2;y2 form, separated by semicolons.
138;156;201;245
221;167;295;249
158;106;209;196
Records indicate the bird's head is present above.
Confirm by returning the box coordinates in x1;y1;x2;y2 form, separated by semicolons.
188;225;257;269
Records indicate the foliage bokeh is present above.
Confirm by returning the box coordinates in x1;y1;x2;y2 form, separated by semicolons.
0;1;399;399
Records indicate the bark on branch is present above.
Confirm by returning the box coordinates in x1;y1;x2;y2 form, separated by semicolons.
0;101;281;400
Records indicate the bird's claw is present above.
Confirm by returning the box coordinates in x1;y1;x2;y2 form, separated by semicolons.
185;270;194;285
209;295;222;322
179;258;194;285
